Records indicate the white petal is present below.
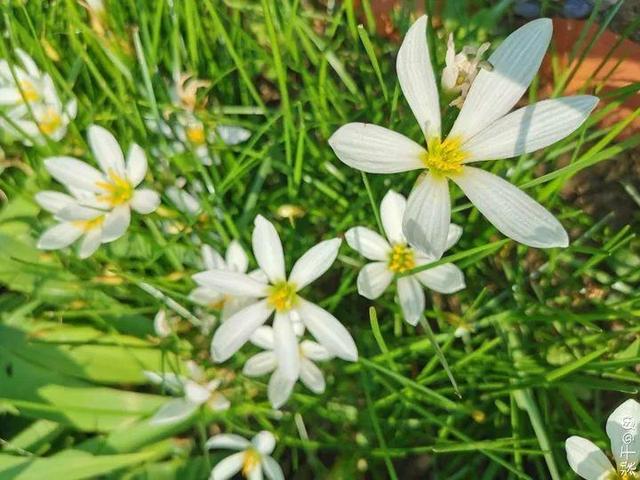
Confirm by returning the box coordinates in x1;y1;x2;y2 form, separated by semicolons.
209;452;244;480
606;398;640;468
131;189;160;214
65;98;77;120
143;371;184;393
15;49;39;77
250;325;275;349
44;157;104;193
184;380;211;405
192;271;268;297
252;431;276;455
345;227;390;261
462;96;599;162
452;167;568;248
253;215;286;283
272;313;300;381
226;240;249;273
328;123;425;174
445;223;463;251
296;298;357;362
154;309;171;337
101;205;130;243
289;238;341;290
56;204;103;222
243;352;278;377
216;125;251;145
35;191;75;214
126;143;147;186
188;287;223;307
205;434;251;451
565;436;614;480
396;15;441;140
37;223;82;250
202;244;226;270
261;456;284;480
415;262;465;294
148;398;198;425
403;173;451;259
246;463;263;480
299;358;325;394
267;369;295;409
300;341;332;362
211;300;274;362
450;18;552;140
88;124;125;175
0;87;23;105
356;262;393;299
380;190;407;244
77;228;102;259
397;276;425;326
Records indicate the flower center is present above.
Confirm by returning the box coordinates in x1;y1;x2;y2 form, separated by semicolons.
186;124;206;145
38;108;62;135
267;281;297;312
73;216;105;232
95;169;134;207
388;244;415;273
242;449;260;477
19;80;40;102
421;137;468;176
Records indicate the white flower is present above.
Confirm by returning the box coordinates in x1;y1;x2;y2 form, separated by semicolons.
165;183;201;216
346;189;465;325
565;399;640;479
0;49;76;144
193;215;356;386
441;33;490;108
0;49;54;107
144;361;229;425
191;241;267;321
35;190;106;259
9;100;77;144
43;125;160;243
243;325;333;408
329;17;598;259
153;308;177;338
206;431;284;480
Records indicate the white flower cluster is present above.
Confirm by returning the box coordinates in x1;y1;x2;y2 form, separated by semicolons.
23;15;604;480
0;50;76;145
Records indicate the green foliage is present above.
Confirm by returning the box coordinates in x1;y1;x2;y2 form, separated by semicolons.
0;0;638;478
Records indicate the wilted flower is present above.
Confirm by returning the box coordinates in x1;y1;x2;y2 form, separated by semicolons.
329;17;598;259
243;325;333;408
146;73;251;166
346;189;465;325
193;215;356;390
206;431;284;480
566;399;640;480
441;33;490;108
144;361;229;425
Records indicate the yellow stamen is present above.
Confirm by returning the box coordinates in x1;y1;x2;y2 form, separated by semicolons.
388;244;415;273
72;216;104;232
185;124;206;145
242;449;260;477
18;80;40;102
421;136;468;177
38;108;62;135
267;281;297;312
95;169;134;207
